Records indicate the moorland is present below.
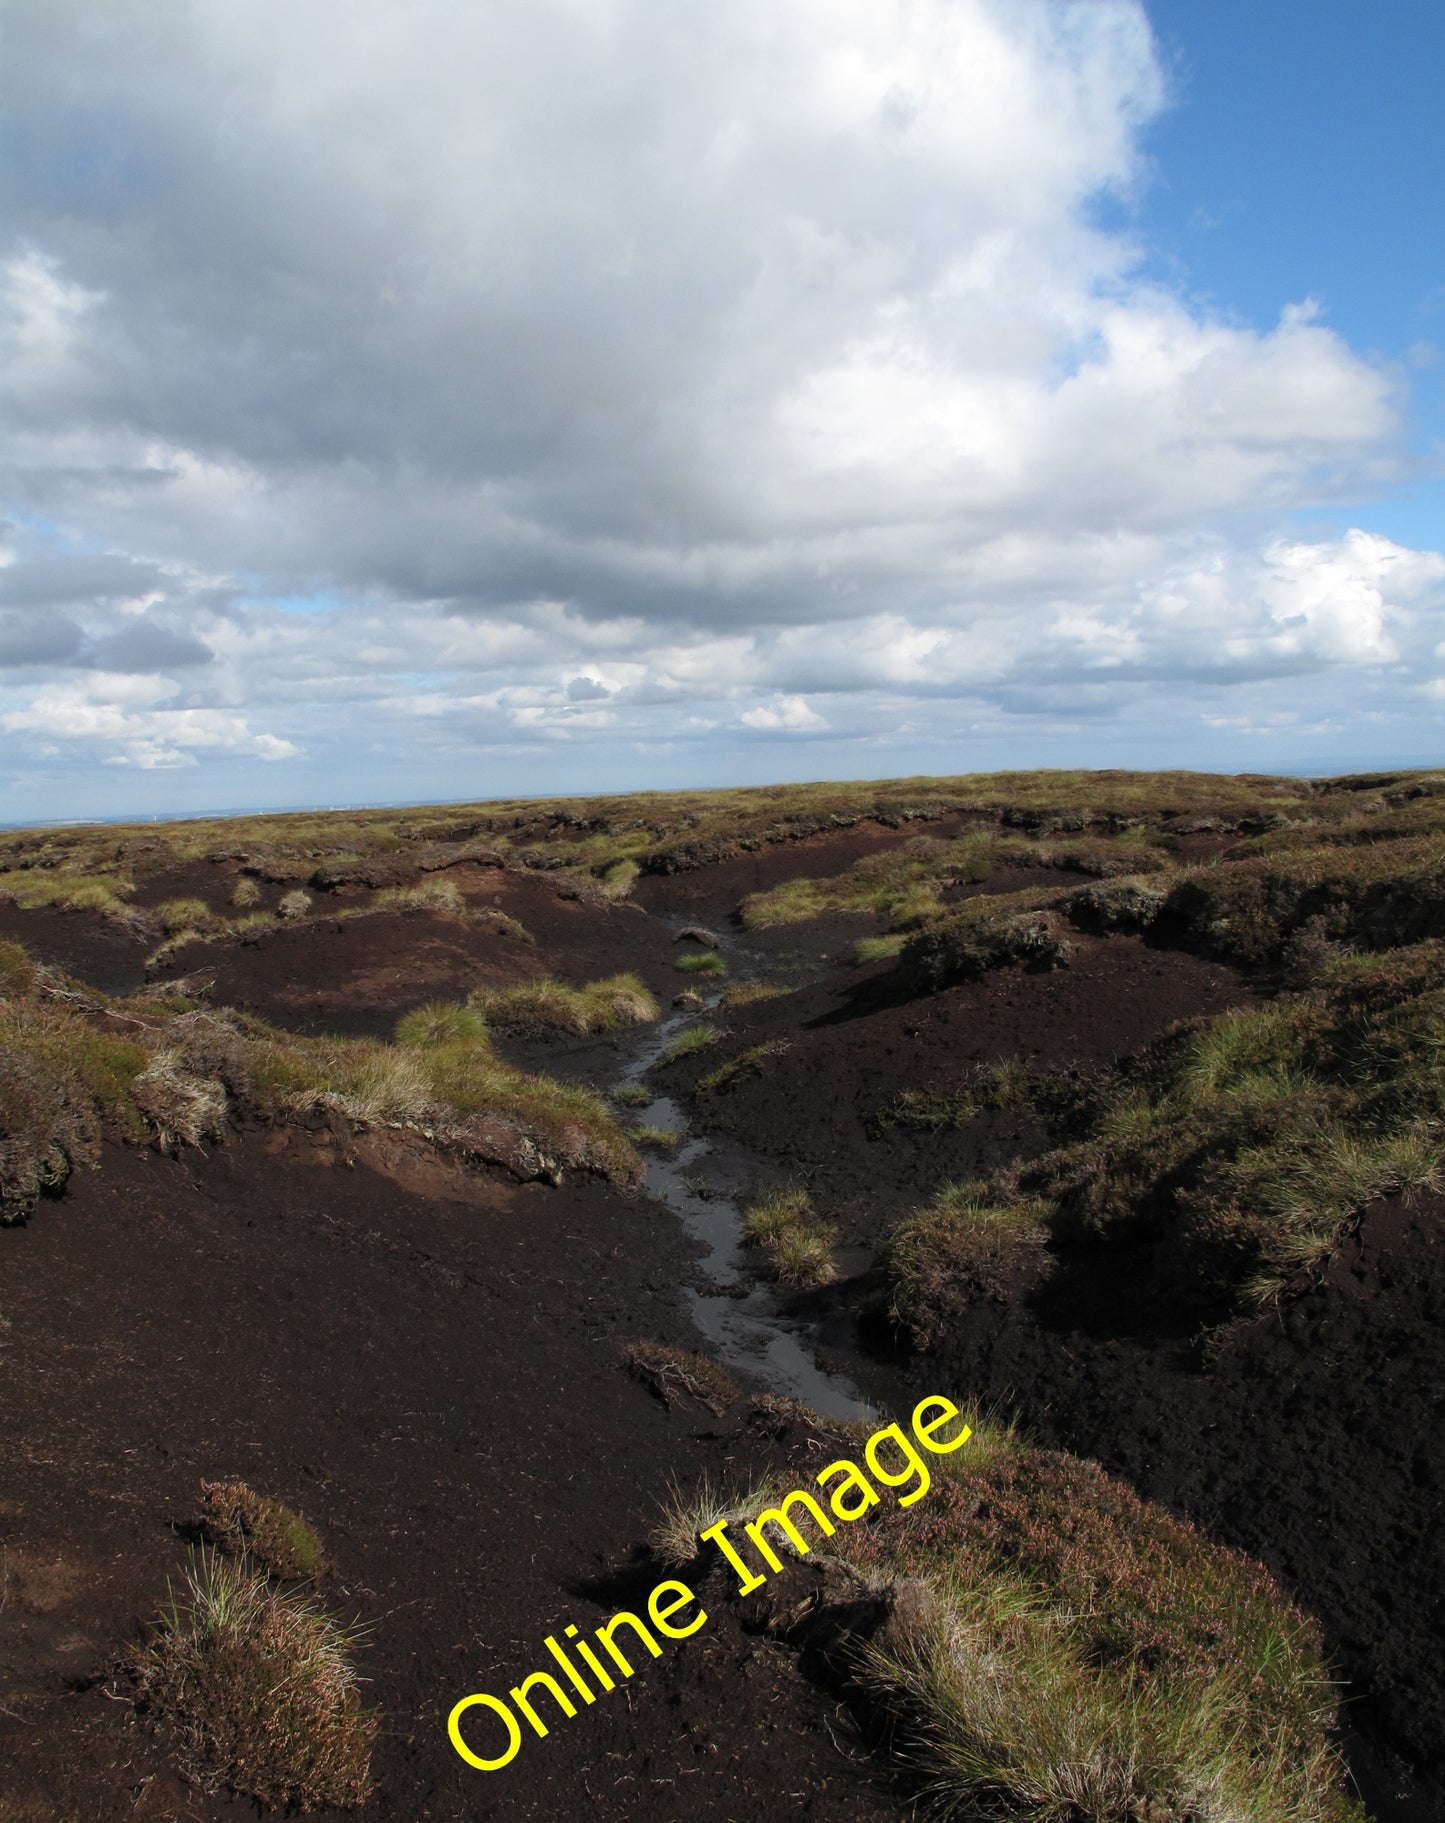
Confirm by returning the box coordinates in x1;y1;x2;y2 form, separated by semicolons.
2;766;1443;1822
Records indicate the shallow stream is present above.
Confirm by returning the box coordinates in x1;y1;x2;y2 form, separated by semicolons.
609;937;874;1424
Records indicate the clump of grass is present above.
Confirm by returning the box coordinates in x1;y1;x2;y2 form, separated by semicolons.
196;1481;328;1581
695;1038;790;1093
621;1340;738;1415
650;1473;784;1568
720;980;787;1008
900;903;1073;991
394;1001;489;1048
371;878;465;915
0;940;35;1000
741;1185;814;1247
155;897;214;935
631;1123;685;1150
131;1050;230;1151
477;910;535;943
0;872;136;913
610;1081;653;1108
230;877;262;908
884;1185;1051;1345
675;950;726;977
838;1442;1356;1823
599;858;640;899
741;1186;838;1288
469;973;659;1036
769;1221;841;1288
233;911;277;934
655;1023;719;1065
128;1549;373;1810
853;932;906;965
278;889;312;920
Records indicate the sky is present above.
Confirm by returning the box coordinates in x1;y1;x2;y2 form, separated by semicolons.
0;0;1441;822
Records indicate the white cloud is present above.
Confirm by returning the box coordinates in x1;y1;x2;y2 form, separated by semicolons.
0;0;1438;809
740;695;827;731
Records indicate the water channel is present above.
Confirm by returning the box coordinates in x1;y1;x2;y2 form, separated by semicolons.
607;929;875;1424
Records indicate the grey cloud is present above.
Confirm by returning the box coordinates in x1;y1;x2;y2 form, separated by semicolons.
0;552;164;607
86;620;213;672
0;610;85;665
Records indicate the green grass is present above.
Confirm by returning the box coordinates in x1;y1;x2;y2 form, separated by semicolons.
610;1081;654;1108
852;932;907;965
654;1413;1355;1819
675;950;726;976
741;1186;838;1288
0;950;642;1205
631;1123;685;1150
839;1437;1358;1823
468;973;659;1036
394;1002;489;1048
128;1549;373;1809
654;1024;719;1066
720;980;788;1007
886;941;1445;1325
695;1038;791;1094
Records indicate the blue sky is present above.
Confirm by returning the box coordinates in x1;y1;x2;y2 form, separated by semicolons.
1137;0;1443;546
0;0;1441;821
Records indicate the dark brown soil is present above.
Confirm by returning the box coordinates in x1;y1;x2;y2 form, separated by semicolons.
670;932;1259;1233
3;823;1442;1822
0;1132;896;1822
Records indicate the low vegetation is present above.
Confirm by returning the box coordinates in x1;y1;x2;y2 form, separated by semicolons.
468;973;658;1036
196;1481;328;1581
655;1411;1358;1822
0;950;642;1204
695;1038;791;1094
885;939;1445;1322
899;900;1074;991
845;1434;1358;1823
128;1549;373;1810
883;1186;1052;1344
741;1186;838;1288
675;949;726;977
655;1023;719;1066
621;1340;738;1415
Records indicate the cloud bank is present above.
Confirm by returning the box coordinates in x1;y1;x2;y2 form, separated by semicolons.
0;0;1439;813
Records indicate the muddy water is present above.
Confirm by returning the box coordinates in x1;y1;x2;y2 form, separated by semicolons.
613;980;875;1425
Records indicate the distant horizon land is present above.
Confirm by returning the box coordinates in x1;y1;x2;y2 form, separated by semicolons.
7;756;1445;836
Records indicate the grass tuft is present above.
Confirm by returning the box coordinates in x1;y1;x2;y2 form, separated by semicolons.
741;1186;839;1288
470;973;659;1036
197;1481;328;1581
655;1024;719;1066
675;950;726;976
394;1001;489;1048
129;1549;373;1810
695;1039;790;1094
